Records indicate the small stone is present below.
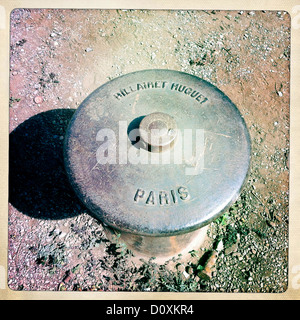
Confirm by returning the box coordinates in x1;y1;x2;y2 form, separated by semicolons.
216;239;224;252
187;266;194;275
225;234;240;255
34;96;43;104
267;220;277;229
63;270;73;283
198;251;218;280
275;214;282;223
232;252;241;258
59;231;67;238
58;282;67;291
85;47;93;52
177;264;185;272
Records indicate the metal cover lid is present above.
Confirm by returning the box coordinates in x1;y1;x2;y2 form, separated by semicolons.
64;69;251;236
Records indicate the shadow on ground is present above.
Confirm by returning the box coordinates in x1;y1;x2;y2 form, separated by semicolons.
9;108;86;220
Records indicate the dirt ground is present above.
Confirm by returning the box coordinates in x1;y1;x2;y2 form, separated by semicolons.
8;9;290;292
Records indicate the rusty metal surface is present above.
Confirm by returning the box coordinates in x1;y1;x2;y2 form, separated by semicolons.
104;224;209;260
64;69;251;237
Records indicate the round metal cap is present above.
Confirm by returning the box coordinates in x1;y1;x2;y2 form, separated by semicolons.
64;69;251;237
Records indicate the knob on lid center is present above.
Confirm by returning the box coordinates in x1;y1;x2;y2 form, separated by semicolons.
139;112;177;152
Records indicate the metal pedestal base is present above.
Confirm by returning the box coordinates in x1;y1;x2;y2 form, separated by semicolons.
104;225;209;264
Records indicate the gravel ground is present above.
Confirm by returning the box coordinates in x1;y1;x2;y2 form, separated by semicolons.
8;9;289;292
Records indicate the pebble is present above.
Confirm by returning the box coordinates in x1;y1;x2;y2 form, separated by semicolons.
277;91;283;97
85;47;93;52
34;96;43;104
267;220;277;229
59;232;67;239
187;266;194;275
232;252;241;258
177;264;185;273
63;271;73;283
225;234;240;255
